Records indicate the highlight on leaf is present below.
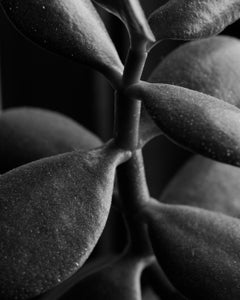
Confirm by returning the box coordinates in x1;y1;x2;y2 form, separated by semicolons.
149;36;240;107
127;82;240;167
140;199;240;300
0;0;123;87
0;107;102;173
148;0;240;42
93;0;155;47
160;155;240;218
0;142;131;299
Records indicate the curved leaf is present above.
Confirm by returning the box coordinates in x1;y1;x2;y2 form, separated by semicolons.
0;142;131;299
149;0;240;41
128;82;240;166
160;155;240;218
0;0;123;87
149;36;240;107
0;107;102;173
142;199;240;299
93;0;155;45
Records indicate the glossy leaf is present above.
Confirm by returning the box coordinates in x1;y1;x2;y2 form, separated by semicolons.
93;0;155;45
142;199;240;299
0;0;123;87
161;155;240;217
149;36;240;107
0;142;131;299
0;107;102;173
148;0;240;41
128;82;240;167
61;250;152;300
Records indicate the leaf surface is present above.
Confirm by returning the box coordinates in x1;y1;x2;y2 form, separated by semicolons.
0;0;123;86
93;0;155;45
0;143;131;299
149;0;240;41
128;82;240;166
149;36;240;107
160;155;240;218
0;107;102;173
143;199;240;299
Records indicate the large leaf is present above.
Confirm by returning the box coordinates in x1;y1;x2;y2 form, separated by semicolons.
0;0;123;86
141;199;240;299
93;0;155;45
0;107;102;173
128;82;240;167
0;142;131;299
149;36;240;107
148;0;240;41
160;155;240;218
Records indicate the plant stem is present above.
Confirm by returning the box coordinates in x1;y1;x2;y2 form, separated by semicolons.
115;44;152;255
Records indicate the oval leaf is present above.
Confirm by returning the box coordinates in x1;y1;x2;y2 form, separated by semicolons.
93;0;155;45
0;0;123;86
149;36;240;107
0;107;102;173
142;199;240;299
149;0;240;41
161;155;240;217
0;143;131;299
128;82;240;167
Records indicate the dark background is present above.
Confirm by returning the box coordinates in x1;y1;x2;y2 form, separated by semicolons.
0;1;239;198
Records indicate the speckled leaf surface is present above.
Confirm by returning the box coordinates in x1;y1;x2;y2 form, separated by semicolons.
0;107;102;173
143;200;240;299
128;82;240;166
93;0;154;44
0;0;123;86
149;36;240;107
0;144;130;299
148;0;240;41
160;155;240;218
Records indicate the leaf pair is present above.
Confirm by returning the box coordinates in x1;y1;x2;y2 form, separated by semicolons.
139;199;240;299
0;139;130;299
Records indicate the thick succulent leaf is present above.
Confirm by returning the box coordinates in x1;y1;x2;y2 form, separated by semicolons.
61;251;151;300
0;143;131;299
128;82;240;167
0;107;102;173
148;0;240;41
161;155;240;218
93;0;155;45
0;0;123;86
143;199;240;299
141;35;240;147
149;36;240;107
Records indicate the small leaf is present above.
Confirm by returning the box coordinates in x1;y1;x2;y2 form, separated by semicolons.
0;142;131;299
127;82;240;166
149;36;240;107
149;0;240;41
142;199;240;299
93;0;155;46
161;155;240;218
0;107;102;173
0;0;123;87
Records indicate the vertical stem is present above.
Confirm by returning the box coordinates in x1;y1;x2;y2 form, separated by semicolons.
115;45;152;255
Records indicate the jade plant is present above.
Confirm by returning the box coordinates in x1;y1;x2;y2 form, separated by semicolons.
0;0;240;299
